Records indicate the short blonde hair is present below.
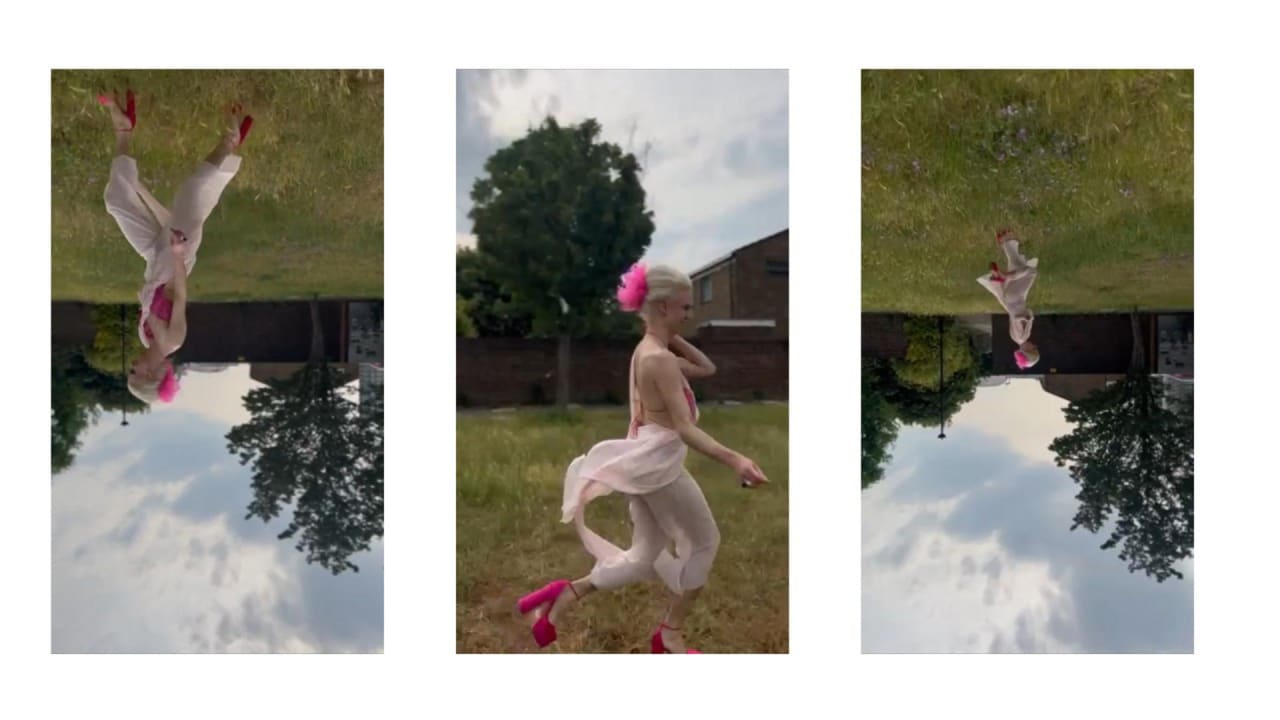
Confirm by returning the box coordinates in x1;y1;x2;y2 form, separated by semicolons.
127;361;179;404
640;264;691;316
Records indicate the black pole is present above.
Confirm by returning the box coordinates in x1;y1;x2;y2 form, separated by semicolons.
937;315;945;439
120;305;129;426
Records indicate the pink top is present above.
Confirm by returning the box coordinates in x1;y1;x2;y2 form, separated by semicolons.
141;284;173;342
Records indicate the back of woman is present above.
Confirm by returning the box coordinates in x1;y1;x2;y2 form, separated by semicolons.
634;343;695;431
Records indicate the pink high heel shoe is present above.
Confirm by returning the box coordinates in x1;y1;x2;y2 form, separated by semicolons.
97;89;137;130
650;623;702;654
517;579;578;648
230;103;254;146
989;261;1006;284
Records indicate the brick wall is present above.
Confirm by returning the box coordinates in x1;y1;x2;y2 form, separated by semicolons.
456;336;788;407
731;230;789;337
992;313;1160;374
51;300;360;362
692;264;734;326
861;313;911;359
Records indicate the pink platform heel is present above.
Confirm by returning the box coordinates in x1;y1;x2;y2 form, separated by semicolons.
517;579;578;648
989;261;1006;284
228;102;254;146
650;623;702;654
97;88;137;130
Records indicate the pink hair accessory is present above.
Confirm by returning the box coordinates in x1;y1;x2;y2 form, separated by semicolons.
1014;350;1030;370
616;262;648;311
157;362;181;403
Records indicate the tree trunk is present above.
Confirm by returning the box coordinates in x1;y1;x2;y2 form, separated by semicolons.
556;333;571;407
552;333;568;407
1129;313;1145;373
309;298;326;364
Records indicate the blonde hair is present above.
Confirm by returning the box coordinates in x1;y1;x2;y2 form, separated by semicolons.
640;264;691;317
127;361;179;404
127;375;161;404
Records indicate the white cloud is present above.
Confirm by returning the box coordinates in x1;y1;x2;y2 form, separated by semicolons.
52;398;382;653
463;69;787;272
862;478;1079;653
456;232;477;250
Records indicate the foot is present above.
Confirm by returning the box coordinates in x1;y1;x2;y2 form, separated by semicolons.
659;624;688;653
545;582;578;625
220;103;252;152
98;89;135;135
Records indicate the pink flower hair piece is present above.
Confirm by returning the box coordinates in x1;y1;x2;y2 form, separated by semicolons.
1014;350;1030;370
616;262;649;312
157;362;181;403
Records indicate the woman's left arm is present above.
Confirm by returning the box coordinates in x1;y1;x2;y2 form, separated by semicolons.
165;241;190;350
670;335;716;379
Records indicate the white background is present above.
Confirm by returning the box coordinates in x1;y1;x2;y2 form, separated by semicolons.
4;1;1277;718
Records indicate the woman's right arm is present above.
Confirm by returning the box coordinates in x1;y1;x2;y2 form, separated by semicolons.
669;335;716;378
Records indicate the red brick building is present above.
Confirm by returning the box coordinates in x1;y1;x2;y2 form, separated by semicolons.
688;229;789;339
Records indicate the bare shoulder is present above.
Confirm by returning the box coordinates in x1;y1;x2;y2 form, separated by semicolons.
638;347;679;372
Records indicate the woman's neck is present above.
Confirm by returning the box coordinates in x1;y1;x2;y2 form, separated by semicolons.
643;323;673;346
143;341;168;370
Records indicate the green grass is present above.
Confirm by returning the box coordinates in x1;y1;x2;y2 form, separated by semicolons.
52;70;383;302
862;70;1193;314
457;403;789;653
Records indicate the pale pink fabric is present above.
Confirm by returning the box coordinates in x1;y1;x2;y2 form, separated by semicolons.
560;350;718;593
105;154;241;348
977;238;1039;344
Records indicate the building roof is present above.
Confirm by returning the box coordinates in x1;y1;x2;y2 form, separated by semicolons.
688;228;788;278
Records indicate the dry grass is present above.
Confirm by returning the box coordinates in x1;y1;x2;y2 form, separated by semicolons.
52;69;383;301
862;69;1193;314
457;403;789;653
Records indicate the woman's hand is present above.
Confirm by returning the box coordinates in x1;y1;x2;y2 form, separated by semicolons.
669;334;716;378
169;230;189;259
731;453;769;489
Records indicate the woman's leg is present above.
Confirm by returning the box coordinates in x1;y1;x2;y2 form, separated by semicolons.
102;100;161;259
641;472;721;651
546;496;669;626
1002;238;1030;272
169;120;244;236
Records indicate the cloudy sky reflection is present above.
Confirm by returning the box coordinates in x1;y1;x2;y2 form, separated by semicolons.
863;378;1192;653
52;365;383;653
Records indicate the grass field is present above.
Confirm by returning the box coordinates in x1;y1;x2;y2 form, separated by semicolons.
52;70;383;302
862;70;1193;314
457;403;789;653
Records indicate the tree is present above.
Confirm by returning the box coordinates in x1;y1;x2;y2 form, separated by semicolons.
85;305;145;376
1048;314;1194;582
468;117;655;405
891;316;976;389
225;301;383;574
456;247;533;337
456;294;477;338
862;362;900;489
52;346;149;473
869;354;981;429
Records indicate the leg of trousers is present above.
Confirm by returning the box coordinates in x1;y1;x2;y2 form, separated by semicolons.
589;471;721;594
104;156;162;261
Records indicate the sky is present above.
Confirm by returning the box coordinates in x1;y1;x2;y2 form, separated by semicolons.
456;69;789;274
52;365;383;653
862;378;1193;653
